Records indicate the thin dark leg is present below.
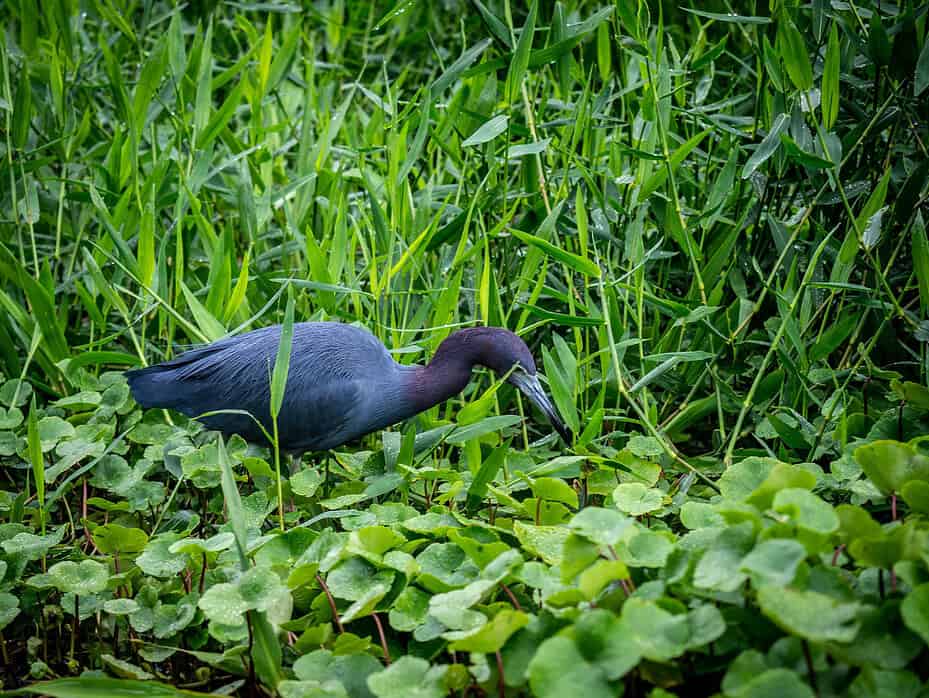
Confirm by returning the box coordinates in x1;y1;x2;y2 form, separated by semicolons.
324;454;331;498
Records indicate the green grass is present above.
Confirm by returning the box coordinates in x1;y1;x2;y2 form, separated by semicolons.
1;1;929;696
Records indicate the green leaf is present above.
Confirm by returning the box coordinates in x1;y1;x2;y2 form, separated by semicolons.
718;457;780;501
103;598;140;616
239;566;291;616
12;65;32;149
416;543;479;592
900;582;929;645
574;609;640;679
917;32;929;96
693;522;755;592
542;336;579;436
757;586;860;643
687;604;726;649
0;591;20;631
741;114;789;179
836;504;883;543
780;134;835;170
810;312;857;362
773;488;839;535
621;598;690;661
397;93;432;186
777;16;813;90
179;283;225;343
217;437;249;570
367;656;447;698
270;294;295;421
740;539;807;587
446;415;522;443
855;440;929;495
511;228;601;277
681;8;771;24
900;479;929;514
293;650;381;698
27;395;44;521
100;654;154;681
43;560;109;595
326;557;393;601
848;667;922;698
638;129;711;201
448;609;529;653
822;23;840;129
868;12;891;66
388;587;431;632
726;669;816;698
431;39;492;94
91;523;149;555
612;483;664;516
249;609;283;688
7;677;217;697
528;636;613;698
745;463;816;510
505;1;537;105
618;528;673;568
199;583;249;626
466;440;508;510
461;115;508;147
278;680;347;698
532;476;578;508
513;521;570;565
291;468;324;498
136;533;187;578
680;501;725;529
569;507;634;547
1;526;66;560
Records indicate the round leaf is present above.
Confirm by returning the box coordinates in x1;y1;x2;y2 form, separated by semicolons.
757;586;860;643
612;483;664;516
47;559;109;595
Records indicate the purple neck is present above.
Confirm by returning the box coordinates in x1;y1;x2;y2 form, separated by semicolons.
402;329;491;413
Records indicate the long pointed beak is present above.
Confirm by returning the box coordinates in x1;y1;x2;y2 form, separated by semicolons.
510;371;572;444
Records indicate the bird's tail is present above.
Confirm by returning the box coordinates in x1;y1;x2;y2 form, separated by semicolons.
125;365;181;409
126;343;230;410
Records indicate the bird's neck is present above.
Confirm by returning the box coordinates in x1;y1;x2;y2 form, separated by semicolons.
403;332;483;413
405;361;472;414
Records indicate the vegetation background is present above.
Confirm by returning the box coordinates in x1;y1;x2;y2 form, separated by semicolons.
0;0;928;696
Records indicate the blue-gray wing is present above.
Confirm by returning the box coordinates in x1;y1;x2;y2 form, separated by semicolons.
276;378;369;452
126;322;393;450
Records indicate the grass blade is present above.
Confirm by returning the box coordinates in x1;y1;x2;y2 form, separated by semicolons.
505;0;537;105
27;393;44;534
511;229;600;277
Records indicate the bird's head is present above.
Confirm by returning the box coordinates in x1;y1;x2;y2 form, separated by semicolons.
446;327;572;443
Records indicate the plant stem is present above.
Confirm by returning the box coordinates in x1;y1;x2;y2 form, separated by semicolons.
500;583;522;611
70;595;79;663
495;650;506;698
274;425;284;532
372;613;390;665
317;574;344;634
802;640;818;695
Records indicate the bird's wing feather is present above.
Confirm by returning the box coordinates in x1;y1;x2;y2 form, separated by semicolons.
276;378;368;452
127;322;400;450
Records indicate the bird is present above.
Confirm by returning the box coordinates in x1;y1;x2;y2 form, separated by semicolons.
125;322;571;454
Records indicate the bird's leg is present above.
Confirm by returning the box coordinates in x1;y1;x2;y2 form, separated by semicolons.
324;454;331;498
287;451;300;476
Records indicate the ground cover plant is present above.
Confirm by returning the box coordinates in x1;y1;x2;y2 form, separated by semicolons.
0;0;928;696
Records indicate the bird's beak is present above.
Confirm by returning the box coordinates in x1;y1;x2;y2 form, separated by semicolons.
509;371;572;444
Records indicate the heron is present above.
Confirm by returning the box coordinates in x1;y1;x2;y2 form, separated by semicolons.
125;323;571;455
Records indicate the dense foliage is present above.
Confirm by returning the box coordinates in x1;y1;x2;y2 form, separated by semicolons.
1;0;929;696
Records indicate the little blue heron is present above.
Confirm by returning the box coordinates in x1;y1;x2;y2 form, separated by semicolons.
125;323;570;454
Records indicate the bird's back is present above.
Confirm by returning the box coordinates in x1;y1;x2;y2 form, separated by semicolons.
126;322;404;452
